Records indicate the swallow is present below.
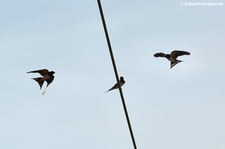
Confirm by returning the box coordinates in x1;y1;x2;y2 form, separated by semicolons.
154;50;190;69
27;69;55;94
106;76;125;92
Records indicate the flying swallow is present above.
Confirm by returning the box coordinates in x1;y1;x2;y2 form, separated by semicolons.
106;76;125;92
154;50;190;69
27;69;55;94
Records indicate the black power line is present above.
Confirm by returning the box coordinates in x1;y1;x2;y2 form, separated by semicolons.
97;0;137;148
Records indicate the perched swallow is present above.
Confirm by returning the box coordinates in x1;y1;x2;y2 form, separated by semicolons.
154;50;190;69
27;69;55;94
106;76;125;92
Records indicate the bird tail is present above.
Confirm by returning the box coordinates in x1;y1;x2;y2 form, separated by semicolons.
170;60;183;69
105;88;112;93
32;77;44;89
105;85;118;93
42;85;49;95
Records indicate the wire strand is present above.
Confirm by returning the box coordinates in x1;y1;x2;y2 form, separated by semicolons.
97;0;137;148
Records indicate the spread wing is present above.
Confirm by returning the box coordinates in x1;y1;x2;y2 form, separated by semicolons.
27;69;49;76
170;50;190;58
32;77;45;89
154;52;166;58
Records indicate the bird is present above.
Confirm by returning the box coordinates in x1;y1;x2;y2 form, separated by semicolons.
154;50;190;69
106;76;125;92
27;69;55;94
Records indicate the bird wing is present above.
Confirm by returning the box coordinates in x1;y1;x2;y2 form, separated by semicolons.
32;77;45;89
170;50;190;58
154;52;166;58
27;69;49;76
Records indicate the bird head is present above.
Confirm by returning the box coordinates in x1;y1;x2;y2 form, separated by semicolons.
120;76;125;83
49;71;55;75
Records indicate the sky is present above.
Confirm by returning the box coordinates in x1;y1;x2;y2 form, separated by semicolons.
0;0;225;149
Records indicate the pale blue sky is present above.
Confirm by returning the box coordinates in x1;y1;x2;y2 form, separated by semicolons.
0;0;225;149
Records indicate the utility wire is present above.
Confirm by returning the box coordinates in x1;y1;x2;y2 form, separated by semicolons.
97;0;137;148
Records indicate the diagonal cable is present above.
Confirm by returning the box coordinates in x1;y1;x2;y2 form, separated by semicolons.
97;0;137;148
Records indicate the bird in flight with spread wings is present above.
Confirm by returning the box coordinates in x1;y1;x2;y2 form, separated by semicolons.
27;69;55;95
106;76;125;92
154;50;190;69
